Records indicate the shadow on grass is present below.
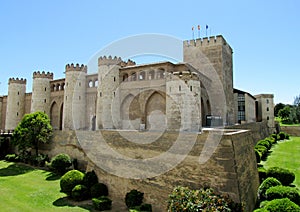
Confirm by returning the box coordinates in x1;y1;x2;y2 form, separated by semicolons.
44;171;61;181
0;163;35;177
53;197;94;211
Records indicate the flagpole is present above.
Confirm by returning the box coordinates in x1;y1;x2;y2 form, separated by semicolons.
206;25;208;37
197;25;200;39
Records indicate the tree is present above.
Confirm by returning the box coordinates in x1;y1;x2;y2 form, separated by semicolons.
293;95;300;123
278;106;291;122
274;103;285;117
12;111;53;156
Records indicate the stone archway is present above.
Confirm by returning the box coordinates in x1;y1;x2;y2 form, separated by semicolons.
145;92;166;131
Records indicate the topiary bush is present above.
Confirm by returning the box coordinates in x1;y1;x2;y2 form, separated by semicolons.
256;140;272;150
265;137;276;145
265;185;300;205
90;183;108;198
264;198;300;212
258;177;282;200
266;167;295;185
50;153;72;174
60;170;85;195
271;134;279;142
92;196;112;211
278;132;286;140
125;189;144;209
83;170;98;190
71;184;89;201
285;132;290;139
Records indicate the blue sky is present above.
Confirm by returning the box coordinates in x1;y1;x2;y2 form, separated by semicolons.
0;0;299;104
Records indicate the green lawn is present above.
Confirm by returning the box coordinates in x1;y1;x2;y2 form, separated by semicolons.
0;161;92;212
262;136;300;188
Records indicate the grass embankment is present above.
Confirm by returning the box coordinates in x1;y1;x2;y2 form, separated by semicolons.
262;136;300;188
0;161;92;212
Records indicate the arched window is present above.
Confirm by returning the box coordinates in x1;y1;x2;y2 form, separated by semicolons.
139;71;145;80
88;80;93;88
95;80;99;87
131;72;136;81
122;73;129;82
157;69;165;79
148;70;155;80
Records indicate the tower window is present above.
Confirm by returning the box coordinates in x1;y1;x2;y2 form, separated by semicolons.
45;87;47;91
190;86;193;91
17;102;19;106
266;99;269;104
267;116;269;120
17;91;19;95
179;85;181;91
267;107;269;111
79;96;81;100
44;99;46;103
114;77;116;82
66;96;67;100
113;92;115;97
100;92;102;97
17;112;19;116
79;82;81;86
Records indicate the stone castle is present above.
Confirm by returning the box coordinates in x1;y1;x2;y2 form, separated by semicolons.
0;35;274;132
0;35;276;211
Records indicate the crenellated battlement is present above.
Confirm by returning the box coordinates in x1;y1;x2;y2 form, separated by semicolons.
33;71;54;79
120;59;136;67
65;63;87;73
98;55;123;66
171;71;199;81
8;77;26;84
184;35;228;48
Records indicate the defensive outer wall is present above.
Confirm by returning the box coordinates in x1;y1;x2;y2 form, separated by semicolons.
40;121;271;212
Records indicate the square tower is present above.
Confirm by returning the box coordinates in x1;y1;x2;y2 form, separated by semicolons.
183;35;234;125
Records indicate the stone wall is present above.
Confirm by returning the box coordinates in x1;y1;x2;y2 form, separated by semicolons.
281;126;300;136
39;124;268;211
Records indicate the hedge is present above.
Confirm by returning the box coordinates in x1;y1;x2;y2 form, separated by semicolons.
264;198;300;212
265;185;300;205
266;167;295;186
258;177;282;200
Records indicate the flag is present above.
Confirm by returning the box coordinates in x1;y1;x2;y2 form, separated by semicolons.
192;26;194;31
198;25;200;30
206;25;208;29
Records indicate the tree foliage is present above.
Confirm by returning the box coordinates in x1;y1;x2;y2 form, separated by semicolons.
12;111;53;156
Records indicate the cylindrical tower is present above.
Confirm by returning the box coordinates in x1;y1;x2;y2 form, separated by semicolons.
166;71;201;131
63;63;87;130
5;78;27;130
96;56;122;129
31;71;53;116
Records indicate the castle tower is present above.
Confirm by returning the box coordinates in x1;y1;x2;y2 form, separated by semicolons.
31;71;53;116
183;35;234;125
166;71;201;131
96;56;122;129
254;94;275;130
63;63;87;130
5;78;26;130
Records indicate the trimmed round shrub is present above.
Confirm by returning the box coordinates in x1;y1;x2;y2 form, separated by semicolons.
140;203;152;211
264;198;300;212
285;133;290;139
90;183;108;198
255;145;268;156
256;140;271;150
71;184;89;201
50;153;72;174
258;167;267;183
266;185;300;205
279;132;286;140
271;134;279;142
265;137;276;145
83;170;98;189
93;196;112;211
255;149;261;163
258;177;282;200
60;170;85;195
266;167;295;185
125;189;144;208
